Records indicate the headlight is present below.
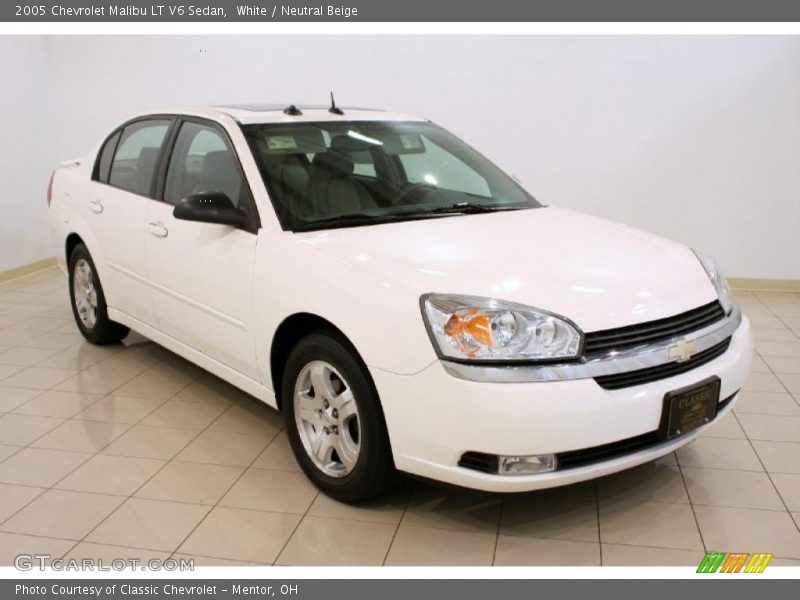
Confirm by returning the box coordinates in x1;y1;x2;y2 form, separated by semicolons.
421;294;583;362
693;250;734;315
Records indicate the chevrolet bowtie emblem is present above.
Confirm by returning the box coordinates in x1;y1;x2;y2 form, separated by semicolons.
667;338;696;362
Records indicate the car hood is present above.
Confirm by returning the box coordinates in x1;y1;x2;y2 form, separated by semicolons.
297;206;719;332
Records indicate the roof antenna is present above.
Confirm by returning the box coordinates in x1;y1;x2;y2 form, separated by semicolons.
284;104;302;116
329;92;344;115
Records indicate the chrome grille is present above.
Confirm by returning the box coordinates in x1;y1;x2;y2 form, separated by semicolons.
594;337;731;390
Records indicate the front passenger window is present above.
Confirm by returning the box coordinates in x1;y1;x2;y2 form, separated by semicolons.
164;122;249;210
108;120;170;196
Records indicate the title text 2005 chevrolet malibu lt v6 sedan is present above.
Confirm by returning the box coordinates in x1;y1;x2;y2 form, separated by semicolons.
47;104;753;502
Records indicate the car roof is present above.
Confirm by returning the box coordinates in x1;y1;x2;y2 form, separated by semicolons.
217;104;428;124
128;104;428;125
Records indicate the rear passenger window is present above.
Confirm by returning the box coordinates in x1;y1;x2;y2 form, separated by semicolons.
108;120;170;196
164;121;250;210
95;130;121;183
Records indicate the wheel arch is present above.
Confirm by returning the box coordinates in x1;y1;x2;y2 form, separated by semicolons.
65;232;85;261
64;231;113;309
269;312;369;411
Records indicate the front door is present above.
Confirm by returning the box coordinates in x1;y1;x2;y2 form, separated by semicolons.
144;119;260;379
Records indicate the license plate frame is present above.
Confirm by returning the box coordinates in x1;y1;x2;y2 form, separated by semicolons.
658;376;721;440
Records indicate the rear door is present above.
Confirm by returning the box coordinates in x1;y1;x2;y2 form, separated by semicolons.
144;117;260;379
87;117;173;325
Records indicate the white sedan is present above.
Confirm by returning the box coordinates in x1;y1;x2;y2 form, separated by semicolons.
47;104;753;501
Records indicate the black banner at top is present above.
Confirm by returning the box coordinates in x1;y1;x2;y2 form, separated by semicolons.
5;0;800;22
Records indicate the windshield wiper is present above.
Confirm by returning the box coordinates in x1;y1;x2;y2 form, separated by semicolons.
291;203;524;232
292;212;408;232
413;202;523;215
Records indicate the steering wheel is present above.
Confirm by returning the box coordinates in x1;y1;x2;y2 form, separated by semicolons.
390;182;440;206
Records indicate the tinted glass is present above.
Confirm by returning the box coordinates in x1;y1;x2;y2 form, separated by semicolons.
242;121;540;231
164;121;248;210
96;130;121;183
108;120;170;196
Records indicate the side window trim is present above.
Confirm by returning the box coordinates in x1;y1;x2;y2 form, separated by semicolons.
95;114;177;198
156;115;261;233
153;118;182;200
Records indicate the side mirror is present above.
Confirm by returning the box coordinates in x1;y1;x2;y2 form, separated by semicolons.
173;192;248;227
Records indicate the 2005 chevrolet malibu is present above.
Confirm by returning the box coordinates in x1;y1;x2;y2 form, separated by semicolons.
47;104;753;501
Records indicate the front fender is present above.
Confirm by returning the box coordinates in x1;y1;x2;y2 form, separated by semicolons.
253;230;439;388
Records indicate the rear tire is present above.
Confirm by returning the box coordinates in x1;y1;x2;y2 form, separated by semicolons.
68;243;129;345
282;331;399;502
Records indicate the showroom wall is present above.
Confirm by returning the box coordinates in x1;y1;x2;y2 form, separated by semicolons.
4;36;799;279
0;37;61;273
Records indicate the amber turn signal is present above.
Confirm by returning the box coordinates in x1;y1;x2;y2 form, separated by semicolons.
444;310;492;355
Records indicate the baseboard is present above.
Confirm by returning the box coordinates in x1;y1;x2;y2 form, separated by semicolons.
0;257;57;284
729;277;800;292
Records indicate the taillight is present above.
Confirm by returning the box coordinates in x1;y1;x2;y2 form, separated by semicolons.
46;171;55;207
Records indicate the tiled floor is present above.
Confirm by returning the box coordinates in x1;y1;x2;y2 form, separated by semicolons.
0;267;799;566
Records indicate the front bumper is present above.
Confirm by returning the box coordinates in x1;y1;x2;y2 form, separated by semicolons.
373;314;753;492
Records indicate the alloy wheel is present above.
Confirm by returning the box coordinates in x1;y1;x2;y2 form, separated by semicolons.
73;258;98;329
293;360;361;477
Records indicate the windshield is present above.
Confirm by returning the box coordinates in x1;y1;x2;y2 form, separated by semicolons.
242;121;542;231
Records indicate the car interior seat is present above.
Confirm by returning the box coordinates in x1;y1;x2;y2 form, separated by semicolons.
136;147;161;195
195;150;242;206
307;150;377;217
259;153;312;220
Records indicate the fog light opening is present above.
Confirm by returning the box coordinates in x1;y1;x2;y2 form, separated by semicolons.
498;454;557;475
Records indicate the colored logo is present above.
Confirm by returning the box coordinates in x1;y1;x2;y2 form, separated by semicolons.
697;552;773;573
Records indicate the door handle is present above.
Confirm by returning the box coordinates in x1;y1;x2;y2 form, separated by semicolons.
147;221;169;238
89;199;103;214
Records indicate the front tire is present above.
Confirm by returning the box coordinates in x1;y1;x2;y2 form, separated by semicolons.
282;332;399;502
68;243;129;345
